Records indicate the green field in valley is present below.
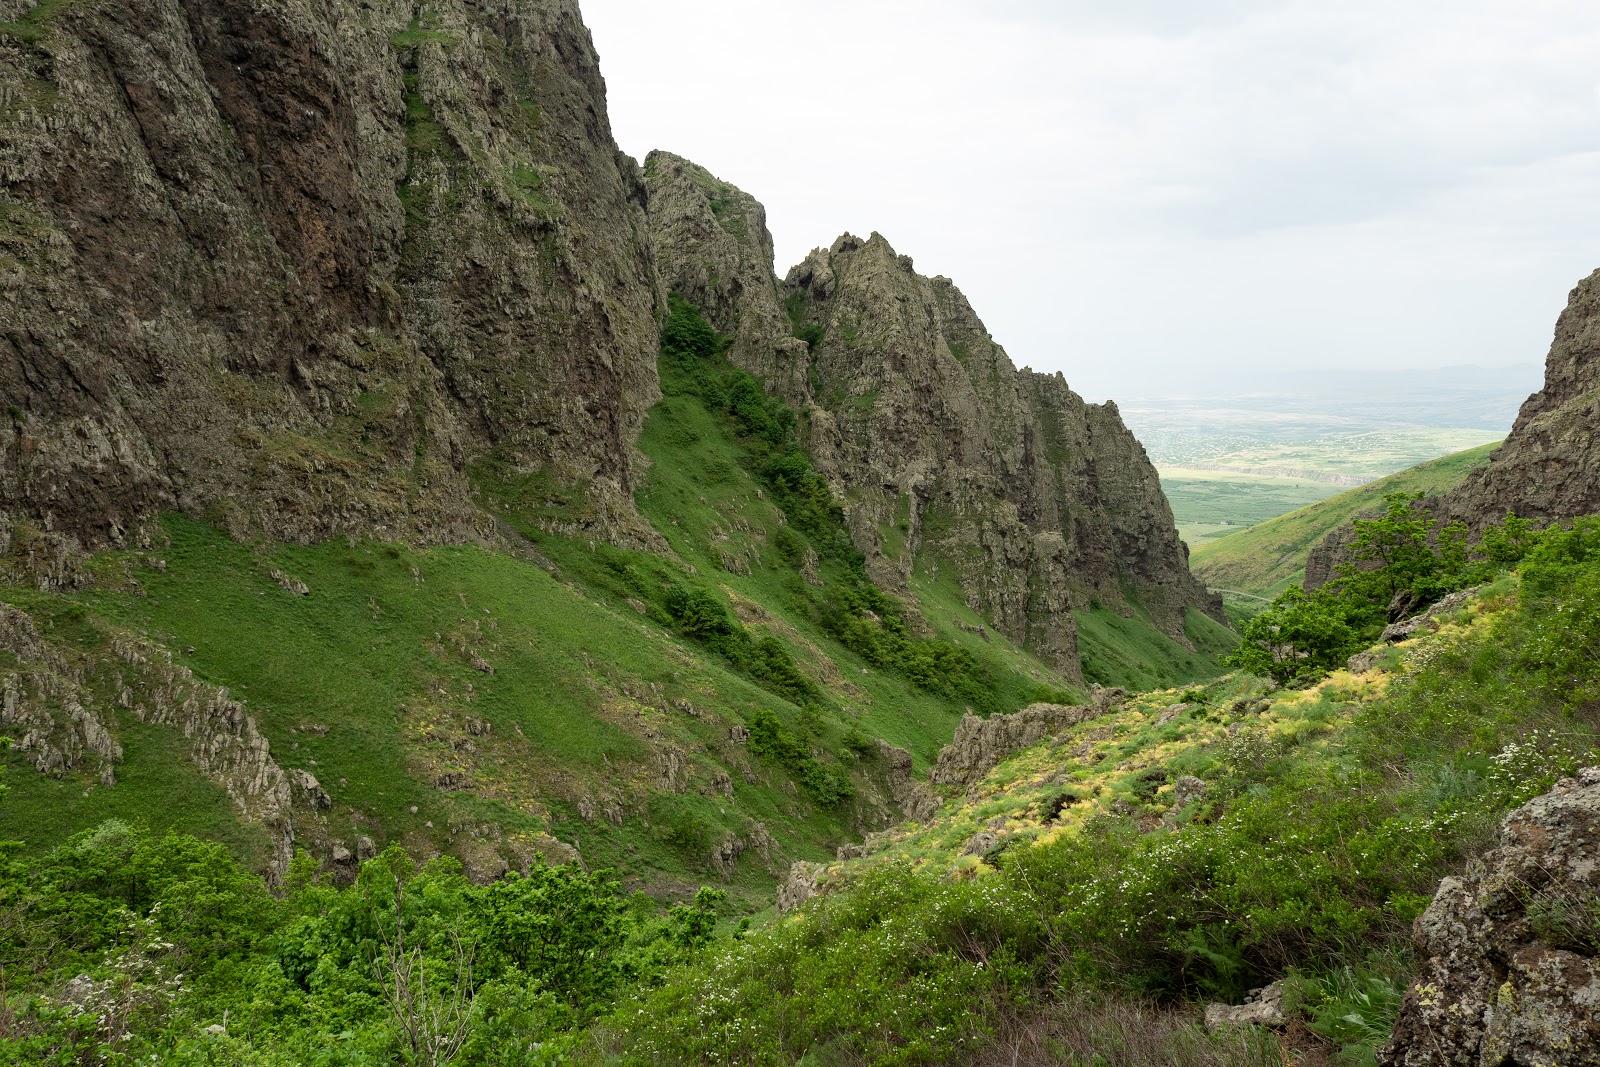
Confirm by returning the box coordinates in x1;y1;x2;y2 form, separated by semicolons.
1161;469;1348;548
1188;441;1501;599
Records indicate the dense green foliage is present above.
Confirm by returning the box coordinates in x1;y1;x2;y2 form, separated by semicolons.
744;709;853;805
603;536;1600;1065
1226;498;1542;685
0;825;725;1066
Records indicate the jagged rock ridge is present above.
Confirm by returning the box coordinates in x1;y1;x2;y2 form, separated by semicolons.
645;154;1223;677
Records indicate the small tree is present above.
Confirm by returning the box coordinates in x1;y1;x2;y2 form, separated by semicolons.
1478;511;1542;565
370;870;477;1067
1225;588;1359;685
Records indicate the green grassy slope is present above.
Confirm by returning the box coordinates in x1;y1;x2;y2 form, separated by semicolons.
605;563;1600;1066
0;302;1234;898
1189;441;1499;599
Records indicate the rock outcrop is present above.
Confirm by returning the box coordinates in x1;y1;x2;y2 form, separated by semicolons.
0;0;661;575
776;860;825;912
645;161;1223;678
1380;767;1600;1067
0;604;299;875
1308;267;1600;589
1436;269;1600;529
930;702;1099;788
1378;586;1481;644
877;739;941;822
1205;981;1286;1032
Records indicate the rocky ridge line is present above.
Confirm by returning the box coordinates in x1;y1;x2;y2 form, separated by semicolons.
644;155;1223;679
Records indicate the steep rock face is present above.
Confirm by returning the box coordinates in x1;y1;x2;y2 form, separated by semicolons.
1380;767;1600;1067
644;163;1222;677
787;234;1223;674
1307;267;1600;589
642;152;811;402
1441;268;1600;527
0;0;660;573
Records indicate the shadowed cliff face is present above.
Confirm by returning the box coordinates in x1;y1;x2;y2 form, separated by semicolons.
1305;267;1600;590
644;157;1223;678
0;0;661;575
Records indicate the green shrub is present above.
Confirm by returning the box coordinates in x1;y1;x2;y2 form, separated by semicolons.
746;708;852;805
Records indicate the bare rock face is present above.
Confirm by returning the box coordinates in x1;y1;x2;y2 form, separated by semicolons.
1308;267;1600;589
790;234;1224;677
1379;767;1600;1067
644;161;1223;677
1438;269;1600;529
930;702;1098;788
642;152;812;402
0;0;661;573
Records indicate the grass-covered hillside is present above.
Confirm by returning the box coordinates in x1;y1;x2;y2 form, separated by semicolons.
5;511;1594;1065
590;517;1600;1066
1162;469;1346;549
0;299;1227;914
1190;441;1499;603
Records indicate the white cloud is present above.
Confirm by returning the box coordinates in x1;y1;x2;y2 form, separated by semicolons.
583;0;1600;402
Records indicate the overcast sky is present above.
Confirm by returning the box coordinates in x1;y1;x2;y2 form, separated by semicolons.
582;0;1600;402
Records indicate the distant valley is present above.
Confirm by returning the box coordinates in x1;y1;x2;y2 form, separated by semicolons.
1121;364;1530;548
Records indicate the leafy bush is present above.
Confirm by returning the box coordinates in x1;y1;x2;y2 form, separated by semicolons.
0;824;731;1066
746;708;853;805
1227;504;1545;686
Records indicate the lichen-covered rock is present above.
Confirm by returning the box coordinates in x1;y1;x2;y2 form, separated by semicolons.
776;860;825;912
1379;587;1482;644
930;703;1098;788
0;0;662;572
1205;981;1286;1031
1379;767;1600;1067
1172;775;1208;807
960;829;1004;857
288;769;332;810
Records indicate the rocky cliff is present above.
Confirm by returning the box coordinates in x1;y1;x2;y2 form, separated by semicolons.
0;0;1228;885
0;0;661;582
645;157;1223;678
1307;267;1600;588
1435;268;1600;526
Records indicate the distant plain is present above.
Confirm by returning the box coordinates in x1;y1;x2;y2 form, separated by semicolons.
1121;365;1530;554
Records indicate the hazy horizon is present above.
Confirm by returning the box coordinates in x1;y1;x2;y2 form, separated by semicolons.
583;0;1599;403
